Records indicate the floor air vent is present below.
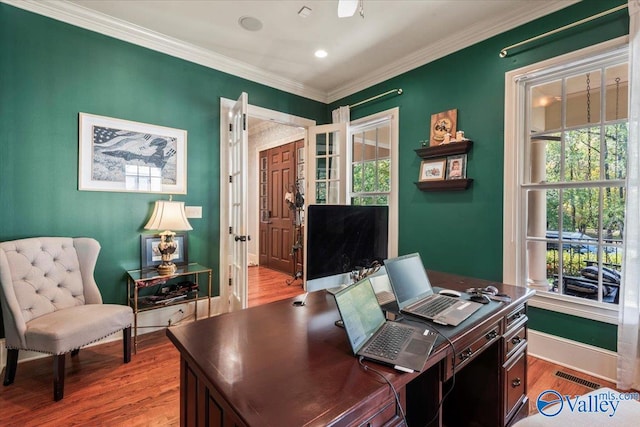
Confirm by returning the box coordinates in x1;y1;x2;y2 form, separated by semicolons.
554;370;601;390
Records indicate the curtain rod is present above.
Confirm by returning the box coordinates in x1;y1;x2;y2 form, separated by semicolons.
499;4;628;58
349;88;403;109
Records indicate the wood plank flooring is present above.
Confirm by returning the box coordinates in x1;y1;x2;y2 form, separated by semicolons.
0;268;632;425
0;330;180;427
248;265;304;307
525;355;623;414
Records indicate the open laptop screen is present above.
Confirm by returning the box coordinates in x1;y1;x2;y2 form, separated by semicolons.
334;279;386;354
384;253;434;309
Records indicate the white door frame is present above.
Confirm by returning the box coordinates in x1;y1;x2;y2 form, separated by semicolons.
219;98;316;312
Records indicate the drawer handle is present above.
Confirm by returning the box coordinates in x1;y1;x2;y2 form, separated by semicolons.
512;378;522;388
485;330;498;340
511;336;522;345
459;348;473;361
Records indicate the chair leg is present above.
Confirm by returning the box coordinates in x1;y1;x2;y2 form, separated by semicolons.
123;326;132;363
3;349;18;386
53;353;66;401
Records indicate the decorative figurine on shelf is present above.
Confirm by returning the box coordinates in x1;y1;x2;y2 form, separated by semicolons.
430;108;457;146
157;231;178;275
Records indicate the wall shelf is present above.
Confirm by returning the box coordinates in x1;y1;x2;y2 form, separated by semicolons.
415;179;473;192
414;140;473;159
415;140;473;191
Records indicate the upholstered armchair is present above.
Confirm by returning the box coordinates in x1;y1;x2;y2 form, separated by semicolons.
0;237;133;401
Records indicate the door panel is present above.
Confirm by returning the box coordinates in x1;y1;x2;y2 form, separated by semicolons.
306;123;347;205
229;92;248;311
259;142;296;273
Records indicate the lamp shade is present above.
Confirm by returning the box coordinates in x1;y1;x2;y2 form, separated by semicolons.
144;200;193;231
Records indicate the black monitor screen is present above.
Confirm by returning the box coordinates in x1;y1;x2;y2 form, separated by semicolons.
306;204;389;281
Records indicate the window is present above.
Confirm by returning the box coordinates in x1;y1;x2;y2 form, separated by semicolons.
349;120;391;205
349;108;399;258
504;39;628;320
306;109;399;258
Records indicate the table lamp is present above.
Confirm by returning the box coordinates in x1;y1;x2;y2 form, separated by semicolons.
144;197;192;275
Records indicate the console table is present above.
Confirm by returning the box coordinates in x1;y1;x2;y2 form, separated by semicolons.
166;271;534;426
126;263;212;352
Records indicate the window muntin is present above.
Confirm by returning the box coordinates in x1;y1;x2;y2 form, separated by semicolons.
314;130;342;204
350;121;391;206
524;57;628;305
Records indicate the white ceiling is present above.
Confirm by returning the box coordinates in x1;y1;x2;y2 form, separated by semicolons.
10;0;580;103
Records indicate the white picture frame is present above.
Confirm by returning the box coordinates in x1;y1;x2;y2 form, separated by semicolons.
78;112;187;194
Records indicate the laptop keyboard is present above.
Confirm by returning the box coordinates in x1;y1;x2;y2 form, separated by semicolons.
364;323;413;360
413;296;457;317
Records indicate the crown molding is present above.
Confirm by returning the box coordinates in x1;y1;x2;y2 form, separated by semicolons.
3;0;328;103
327;0;581;103
4;0;579;105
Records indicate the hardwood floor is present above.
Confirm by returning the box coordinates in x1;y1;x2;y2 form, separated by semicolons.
0;271;631;425
525;355;626;415
0;330;180;427
248;265;304;307
1;329;625;426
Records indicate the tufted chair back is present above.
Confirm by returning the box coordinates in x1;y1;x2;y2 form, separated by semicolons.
0;237;101;349
0;236;133;400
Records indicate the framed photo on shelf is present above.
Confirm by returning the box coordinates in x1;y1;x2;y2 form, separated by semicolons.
140;233;188;270
78;113;187;194
446;154;467;179
419;159;446;182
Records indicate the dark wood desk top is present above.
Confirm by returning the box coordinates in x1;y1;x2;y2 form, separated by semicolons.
166;271;534;426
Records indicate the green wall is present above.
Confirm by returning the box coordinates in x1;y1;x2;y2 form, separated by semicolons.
331;0;627;351
0;1;628;351
0;4;326;309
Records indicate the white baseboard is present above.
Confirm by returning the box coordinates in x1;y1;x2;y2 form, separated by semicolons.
528;329;618;384
0;296;224;370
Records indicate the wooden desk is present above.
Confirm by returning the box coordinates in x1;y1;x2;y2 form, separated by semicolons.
166;271;534;426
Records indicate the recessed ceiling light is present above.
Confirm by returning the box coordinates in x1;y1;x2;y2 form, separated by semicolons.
238;16;263;32
315;49;328;58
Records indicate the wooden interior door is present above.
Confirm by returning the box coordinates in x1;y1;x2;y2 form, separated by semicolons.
259;141;297;273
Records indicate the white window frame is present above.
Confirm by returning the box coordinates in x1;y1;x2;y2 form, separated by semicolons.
503;36;628;324
348;108;399;259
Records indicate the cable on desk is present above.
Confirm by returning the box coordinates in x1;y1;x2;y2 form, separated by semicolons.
358;356;408;426
423;323;457;427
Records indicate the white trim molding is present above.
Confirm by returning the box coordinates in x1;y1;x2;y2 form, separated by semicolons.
3;0;326;103
328;1;581;102
528;329;618;383
503;35;629;323
4;0;579;104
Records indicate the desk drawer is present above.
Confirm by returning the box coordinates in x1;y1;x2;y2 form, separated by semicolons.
506;305;527;331
357;400;400;427
444;320;501;379
504;345;527;423
504;323;527;361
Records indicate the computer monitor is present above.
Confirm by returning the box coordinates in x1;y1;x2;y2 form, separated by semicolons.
305;204;389;291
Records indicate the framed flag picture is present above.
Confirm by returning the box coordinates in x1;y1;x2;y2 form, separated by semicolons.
78;113;187;194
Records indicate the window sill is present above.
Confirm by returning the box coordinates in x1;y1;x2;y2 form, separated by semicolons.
528;291;619;325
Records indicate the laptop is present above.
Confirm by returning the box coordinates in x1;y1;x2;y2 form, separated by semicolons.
366;265;396;306
384;253;483;326
333;277;438;373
